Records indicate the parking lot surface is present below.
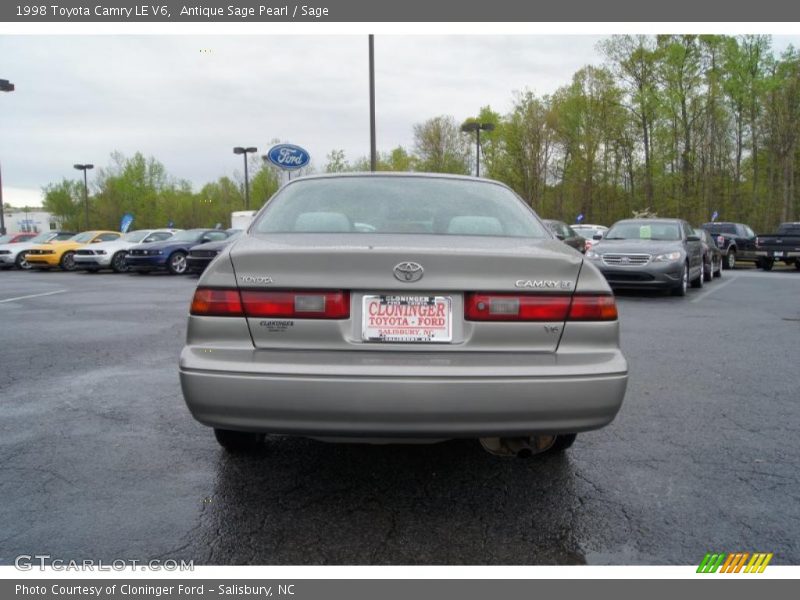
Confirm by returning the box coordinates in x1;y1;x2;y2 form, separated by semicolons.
1;267;798;565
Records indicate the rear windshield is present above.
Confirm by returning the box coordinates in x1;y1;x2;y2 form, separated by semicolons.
777;223;800;235
253;176;549;238
703;223;737;235
606;221;682;241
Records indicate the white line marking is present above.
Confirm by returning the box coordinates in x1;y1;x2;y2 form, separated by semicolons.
690;276;737;303
0;289;67;304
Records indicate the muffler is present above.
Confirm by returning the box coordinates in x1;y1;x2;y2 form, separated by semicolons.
479;435;556;458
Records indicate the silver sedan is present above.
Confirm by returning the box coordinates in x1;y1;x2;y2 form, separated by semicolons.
179;174;628;457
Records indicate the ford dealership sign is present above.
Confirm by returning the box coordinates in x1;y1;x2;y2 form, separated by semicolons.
266;144;310;171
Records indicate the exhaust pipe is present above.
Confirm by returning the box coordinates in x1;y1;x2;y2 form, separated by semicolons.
479;435;556;458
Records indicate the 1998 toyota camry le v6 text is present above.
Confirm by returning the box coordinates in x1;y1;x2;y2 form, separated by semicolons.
179;174;628;458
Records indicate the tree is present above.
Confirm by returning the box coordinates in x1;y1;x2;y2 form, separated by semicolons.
42;179;83;229
412;115;471;174
324;149;350;173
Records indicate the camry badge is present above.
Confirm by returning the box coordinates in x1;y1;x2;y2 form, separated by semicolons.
393;261;424;282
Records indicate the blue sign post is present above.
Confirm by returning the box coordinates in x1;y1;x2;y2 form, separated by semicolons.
576;213;584;223
120;213;134;233
711;211;719;222
266;144;311;176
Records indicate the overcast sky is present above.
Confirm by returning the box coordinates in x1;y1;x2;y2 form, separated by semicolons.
2;34;799;207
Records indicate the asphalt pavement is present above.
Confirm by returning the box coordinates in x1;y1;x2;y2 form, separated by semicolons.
0;266;798;565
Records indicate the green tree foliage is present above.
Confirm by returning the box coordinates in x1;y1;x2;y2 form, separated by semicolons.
42;179;84;230
38;36;800;233
412;115;471;174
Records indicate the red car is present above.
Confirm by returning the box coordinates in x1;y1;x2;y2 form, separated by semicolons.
0;232;38;244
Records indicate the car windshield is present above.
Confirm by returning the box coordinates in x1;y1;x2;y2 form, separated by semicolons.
27;232;54;243
70;232;98;243
169;229;207;242
253;176;549;238
122;230;151;243
605;222;682;241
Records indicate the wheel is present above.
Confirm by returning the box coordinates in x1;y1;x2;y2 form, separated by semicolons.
672;263;689;296
111;251;129;273
761;258;774;271
15;252;31;270
704;258;713;282
167;251;187;275
59;251;76;271
691;263;704;288
714;256;722;278
795;260;800;270
214;428;265;453
724;248;736;270
548;433;577;452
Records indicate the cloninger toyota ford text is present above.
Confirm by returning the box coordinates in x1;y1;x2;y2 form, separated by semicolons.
179;173;629;458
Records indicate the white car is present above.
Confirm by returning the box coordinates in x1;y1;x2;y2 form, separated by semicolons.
0;231;76;270
73;229;179;273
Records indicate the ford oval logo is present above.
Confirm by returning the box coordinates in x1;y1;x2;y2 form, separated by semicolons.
393;262;424;282
266;144;311;171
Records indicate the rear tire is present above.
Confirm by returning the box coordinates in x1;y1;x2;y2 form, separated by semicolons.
761;258;774;271
724;248;736;270
704;259;713;282
214;428;265;453
795;260;800;270
548;433;577;452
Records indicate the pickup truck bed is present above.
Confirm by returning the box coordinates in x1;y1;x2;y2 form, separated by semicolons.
755;223;800;270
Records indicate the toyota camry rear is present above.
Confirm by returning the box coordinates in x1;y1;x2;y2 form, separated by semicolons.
179;174;628;456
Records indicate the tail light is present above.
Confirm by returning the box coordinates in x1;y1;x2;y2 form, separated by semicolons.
716;235;725;246
190;288;243;316
465;293;617;322
241;290;349;319
190;288;349;319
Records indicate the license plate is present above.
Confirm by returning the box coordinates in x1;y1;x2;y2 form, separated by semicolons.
773;251;784;257
362;295;452;343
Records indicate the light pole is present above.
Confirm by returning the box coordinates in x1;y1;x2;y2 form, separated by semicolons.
0;78;15;235
368;35;376;172
73;164;94;230
233;146;257;210
460;121;495;178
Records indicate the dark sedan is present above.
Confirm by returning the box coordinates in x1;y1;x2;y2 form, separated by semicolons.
186;229;243;274
695;228;722;282
585;218;704;296
126;229;230;274
543;219;586;253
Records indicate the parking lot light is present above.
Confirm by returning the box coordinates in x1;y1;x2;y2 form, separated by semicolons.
233;147;257;210
460;121;495;178
0;78;14;235
73;164;94;230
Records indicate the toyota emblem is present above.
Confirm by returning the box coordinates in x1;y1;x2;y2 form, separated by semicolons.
393;261;424;282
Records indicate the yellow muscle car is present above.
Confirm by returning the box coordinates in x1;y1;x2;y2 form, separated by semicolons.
25;230;122;271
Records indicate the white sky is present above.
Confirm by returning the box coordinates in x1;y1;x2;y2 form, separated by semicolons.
2;34;799;207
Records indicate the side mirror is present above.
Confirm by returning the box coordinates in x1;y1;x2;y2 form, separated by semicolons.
687;235;700;242
555;233;565;241
593;234;603;240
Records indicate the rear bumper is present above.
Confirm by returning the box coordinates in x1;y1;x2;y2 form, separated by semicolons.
179;347;628;438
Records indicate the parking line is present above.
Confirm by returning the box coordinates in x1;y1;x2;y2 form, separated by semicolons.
690;276;737;303
0;289;67;304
